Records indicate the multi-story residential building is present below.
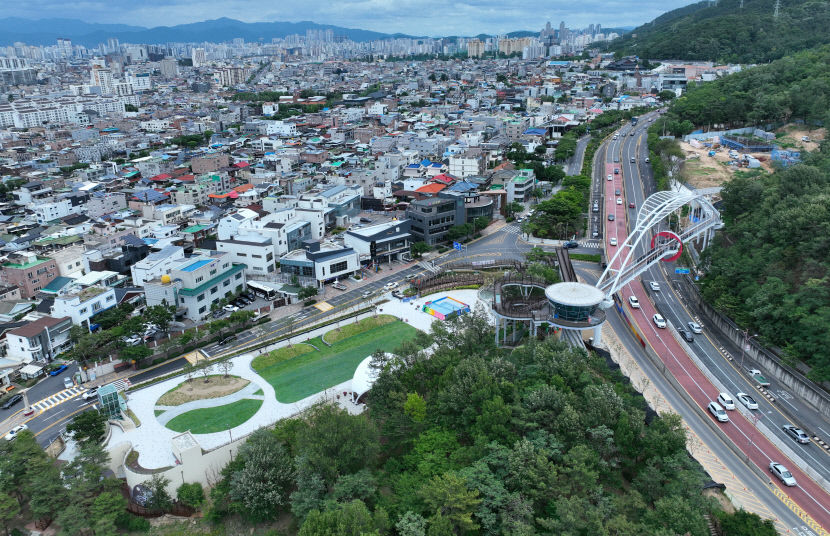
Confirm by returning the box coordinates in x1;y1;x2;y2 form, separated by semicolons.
506;169;537;203
52;285;118;329
12;181;53;206
405;196;466;245
85;192;127;218
216;234;277;276
344;220;412;265
0;252;59;298
143;252;246;321
280;241;360;287
448;153;485;178
50;244;86;278
5;315;73;363
140;203;196;225
131;246;186;287
191;153;230;174
34;199;80;224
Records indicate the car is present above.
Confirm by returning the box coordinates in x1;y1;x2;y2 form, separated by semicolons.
629;201;635;209
218;335;237;346
223;304;239;312
4;424;27;441
592;230;599;238
331;282;347;291
124;335;142;346
82;388;98;401
608;214;615;221
563;240;579;249
616;197;623;205
653;314;667;328
359;217;373;223
649;281;661;291
749;369;771;387
49;364;68;376
384;281;398;290
801;135;810;142
361;290;373;299
615;188;621;195
717;392;735;410
782;424;810;444
606;174;613;181
614;168;619;174
677;327;694;342
769;462;797;486
687;321;702;334
1;394;23;410
630;131;635;136
609;237;617;246
63;377;74;389
592;203;599;212
630;157;635;163
736;392;758;410
244;292;256;301
707;401;729;422
628;296;640;308
613;135;618;140
645;157;650;163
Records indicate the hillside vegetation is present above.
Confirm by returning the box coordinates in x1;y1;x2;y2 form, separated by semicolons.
606;0;830;63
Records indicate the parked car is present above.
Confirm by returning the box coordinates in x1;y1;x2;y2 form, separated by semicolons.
687;321;702;334
769;462;797;486
707;401;729;422
49;364;68;376
652;314;667;328
610;237;617;246
628;296;640;308
4;424;27;441
124;336;142;346
717;392;735;410
82;388;98;401
1;394;23;410
782;424;810;444
244;292;256;301
212;309;226;319
360;217;373;223
223;304;239;312
649;281;661;291
331;282;347;291
736;392;758;410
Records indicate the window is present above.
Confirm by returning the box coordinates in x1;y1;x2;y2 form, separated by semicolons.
266;253;273;261
198;306;206;314
330;260;348;273
238;252;247;257
197;293;205;301
252;254;261;259
223;280;230;287
210;286;218;294
235;273;242;280
106;295;114;302
210;269;216;275
195;276;204;283
79;307;88;314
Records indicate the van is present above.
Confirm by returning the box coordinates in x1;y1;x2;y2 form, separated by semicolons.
708;401;729;422
63;376;74;389
717;392;735;410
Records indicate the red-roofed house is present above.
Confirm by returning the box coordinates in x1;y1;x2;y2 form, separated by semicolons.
431;174;456;185
415;183;447;194
148;173;172;182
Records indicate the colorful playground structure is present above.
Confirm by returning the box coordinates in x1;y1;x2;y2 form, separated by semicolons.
422;296;470;320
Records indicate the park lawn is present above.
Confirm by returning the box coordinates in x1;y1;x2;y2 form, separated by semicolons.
165;398;263;434
323;314;398;344
257;321;419;403
251;343;314;370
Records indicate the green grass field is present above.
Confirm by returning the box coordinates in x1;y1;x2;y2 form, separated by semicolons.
164;398;263;434
254;321;419;403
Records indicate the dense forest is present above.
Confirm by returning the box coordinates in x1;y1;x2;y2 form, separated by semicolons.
700;142;830;381
605;0;830;63
662;44;830;129
205;311;731;535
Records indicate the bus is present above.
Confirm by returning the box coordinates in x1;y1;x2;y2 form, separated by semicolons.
247;281;278;300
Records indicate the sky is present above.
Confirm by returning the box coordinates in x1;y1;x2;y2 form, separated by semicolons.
5;0;697;36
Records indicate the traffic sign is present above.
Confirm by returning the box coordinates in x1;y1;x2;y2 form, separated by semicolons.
675;268;690;274
453;242;463;251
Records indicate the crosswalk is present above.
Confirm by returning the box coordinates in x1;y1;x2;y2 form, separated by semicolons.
30;386;86;412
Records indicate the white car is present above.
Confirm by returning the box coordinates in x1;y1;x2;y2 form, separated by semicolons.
652;314;667;328
616;198;623;205
708;401;729;423
649;281;661;291
361;290;373;299
4;424;27;441
82;388;98;401
606;174;613;181
384;281;398;290
717;392;735;410
223;304;239;312
736;392;758;410
769;462;797;486
609;237;617;246
628;296;640;308
687;321;702;334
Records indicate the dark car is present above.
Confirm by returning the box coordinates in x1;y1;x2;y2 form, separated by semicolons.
615;188;621;195
49;364;68;376
212;310;226;319
608;214;615;221
563;241;579;249
677;326;694;342
359;217;373;223
1;394;23;410
219;335;237;346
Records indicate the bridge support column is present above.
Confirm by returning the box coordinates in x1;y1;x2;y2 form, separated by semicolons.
592;324;603;346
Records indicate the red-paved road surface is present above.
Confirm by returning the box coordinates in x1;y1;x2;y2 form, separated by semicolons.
608;164;830;530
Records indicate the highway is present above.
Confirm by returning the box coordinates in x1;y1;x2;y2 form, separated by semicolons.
602;113;830;533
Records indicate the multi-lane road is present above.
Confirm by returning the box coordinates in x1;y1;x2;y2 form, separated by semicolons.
602;113;830;534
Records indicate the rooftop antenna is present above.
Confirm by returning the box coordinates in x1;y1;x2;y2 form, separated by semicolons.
774;0;781;17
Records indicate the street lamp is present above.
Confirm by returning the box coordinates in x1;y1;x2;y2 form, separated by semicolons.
739;328;758;369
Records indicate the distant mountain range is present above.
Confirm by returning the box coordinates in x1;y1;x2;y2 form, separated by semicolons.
0;17;635;48
605;0;830;63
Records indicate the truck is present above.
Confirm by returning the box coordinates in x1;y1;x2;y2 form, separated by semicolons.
748;369;770;387
631;116;639;125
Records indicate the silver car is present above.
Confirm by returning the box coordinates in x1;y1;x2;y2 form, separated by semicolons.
782;424;810;444
769;462;797;486
687;321;702;334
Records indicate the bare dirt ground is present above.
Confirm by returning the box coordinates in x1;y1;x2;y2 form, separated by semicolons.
156;375;250;406
774;125;826;152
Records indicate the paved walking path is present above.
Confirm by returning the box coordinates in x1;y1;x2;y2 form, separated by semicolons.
154;381;263;425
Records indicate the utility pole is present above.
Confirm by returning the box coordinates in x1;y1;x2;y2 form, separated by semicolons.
774;0;781;17
739;328;758;369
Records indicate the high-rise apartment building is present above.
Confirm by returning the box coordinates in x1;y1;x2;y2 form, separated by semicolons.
191;47;207;67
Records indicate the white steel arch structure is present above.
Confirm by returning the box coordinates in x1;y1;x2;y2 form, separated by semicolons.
596;189;722;298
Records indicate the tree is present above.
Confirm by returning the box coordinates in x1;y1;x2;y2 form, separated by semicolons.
658;90;676;101
199;362;214;383
0;492;19;536
298;286;319;300
505;202;524;219
396;511;428;536
714;508;776;536
299;500;375;536
144;474;172;511
176;482;205;508
217;359;234;378
473;216;490;232
229;429;295;521
144;304;174;333
27;459;68;525
67;409;107;445
411;241;431;259
418;472;481;534
403;392;427;423
90;491;127;536
331;469;377;506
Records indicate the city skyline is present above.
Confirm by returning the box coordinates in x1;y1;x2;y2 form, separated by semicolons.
5;0;698;37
